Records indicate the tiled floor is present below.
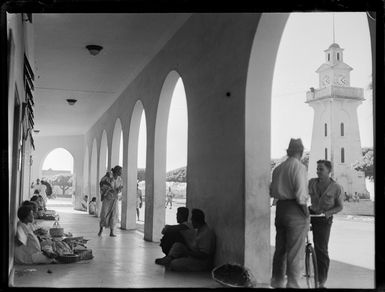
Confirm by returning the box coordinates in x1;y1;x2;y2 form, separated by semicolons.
12;201;221;288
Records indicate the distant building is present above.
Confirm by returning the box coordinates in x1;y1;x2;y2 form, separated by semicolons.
306;43;369;198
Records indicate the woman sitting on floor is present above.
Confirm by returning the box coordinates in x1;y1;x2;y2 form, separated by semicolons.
14;205;56;265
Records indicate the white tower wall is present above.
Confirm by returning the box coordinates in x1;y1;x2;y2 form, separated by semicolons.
306;43;369;199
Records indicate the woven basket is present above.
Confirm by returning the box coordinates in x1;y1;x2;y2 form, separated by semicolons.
57;254;80;264
49;227;64;237
211;263;255;288
74;249;93;260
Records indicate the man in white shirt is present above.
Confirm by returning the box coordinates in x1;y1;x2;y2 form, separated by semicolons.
270;138;310;288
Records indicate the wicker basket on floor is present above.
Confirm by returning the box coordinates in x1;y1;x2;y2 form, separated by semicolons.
211;263;256;288
57;254;80;264
74;249;93;260
49;227;64;237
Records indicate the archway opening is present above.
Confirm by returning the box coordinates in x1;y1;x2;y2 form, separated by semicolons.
124;100;146;232
152;70;185;242
90;139;98;215
82;146;90;211
137;110;147;228
41;147;74;207
99;131;109;213
111;118;124;225
269;11;374;283
165;77;188;225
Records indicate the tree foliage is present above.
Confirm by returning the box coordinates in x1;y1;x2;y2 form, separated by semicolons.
137;168;146;182
52;175;73;196
166;167;186;182
353;149;374;180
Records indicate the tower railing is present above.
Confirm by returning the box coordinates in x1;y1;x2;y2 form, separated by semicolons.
306;85;364;102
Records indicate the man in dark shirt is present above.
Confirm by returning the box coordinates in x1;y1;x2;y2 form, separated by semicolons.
156;207;192;260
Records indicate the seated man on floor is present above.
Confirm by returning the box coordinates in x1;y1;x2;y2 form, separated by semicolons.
21;201;40;230
14;205;55;265
80;195;88;211
155;208;216;272
156;207;192;258
89;197;97;215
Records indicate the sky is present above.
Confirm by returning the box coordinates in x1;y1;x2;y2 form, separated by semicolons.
42;12;373;171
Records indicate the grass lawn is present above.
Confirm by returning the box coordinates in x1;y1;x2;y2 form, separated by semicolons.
338;200;374;216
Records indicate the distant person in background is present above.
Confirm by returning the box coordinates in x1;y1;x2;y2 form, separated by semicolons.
81;195;88;211
89;197;97;215
31;194;45;212
155;207;192;259
98;166;123;237
165;187;174;209
308;159;343;288
31;179;46;201
136;184;143;221
40;180;53;199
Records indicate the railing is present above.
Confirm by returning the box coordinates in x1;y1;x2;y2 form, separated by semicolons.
306;85;364;102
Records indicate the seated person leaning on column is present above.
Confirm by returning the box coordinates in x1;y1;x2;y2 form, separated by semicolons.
14;205;55;264
155;208;216;272
156;207;193;259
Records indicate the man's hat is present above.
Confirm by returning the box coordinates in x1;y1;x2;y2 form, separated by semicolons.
287;138;304;152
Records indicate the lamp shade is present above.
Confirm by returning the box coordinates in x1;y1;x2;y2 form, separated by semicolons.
66;99;77;105
86;45;103;56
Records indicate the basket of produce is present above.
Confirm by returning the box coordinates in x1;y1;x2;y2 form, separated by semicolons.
49;220;64;237
57;253;80;264
211;263;256;288
34;227;48;236
74;248;93;260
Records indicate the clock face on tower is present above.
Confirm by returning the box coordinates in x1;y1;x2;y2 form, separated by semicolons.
322;75;330;87
336;74;347;86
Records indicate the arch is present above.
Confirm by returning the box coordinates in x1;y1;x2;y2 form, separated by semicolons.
245;13;289;283
152;70;183;242
111;118;123;167
122;100;146;230
99;130;109;180
40;147;75;200
83;145;89;201
39;147;74;179
165;77;188;224
90;139;99;215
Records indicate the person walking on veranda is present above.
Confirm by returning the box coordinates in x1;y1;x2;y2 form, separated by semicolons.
308;160;343;288
270;138;310;288
165;187;174;209
136;183;143;221
98;166;123;237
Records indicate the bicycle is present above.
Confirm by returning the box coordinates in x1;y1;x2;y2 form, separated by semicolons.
304;213;325;288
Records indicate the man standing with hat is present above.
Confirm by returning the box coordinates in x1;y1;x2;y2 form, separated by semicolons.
270;138;310;288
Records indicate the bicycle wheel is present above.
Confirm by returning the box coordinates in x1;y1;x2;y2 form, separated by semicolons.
305;244;319;288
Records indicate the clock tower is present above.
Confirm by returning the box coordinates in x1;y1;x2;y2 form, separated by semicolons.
306;43;369;199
